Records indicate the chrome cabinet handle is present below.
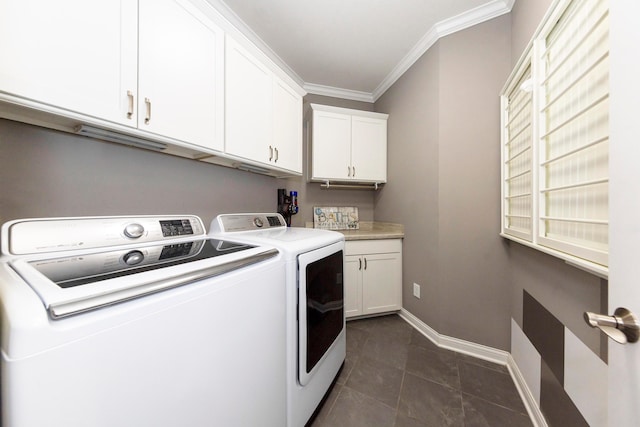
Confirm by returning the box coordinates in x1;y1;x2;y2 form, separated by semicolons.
584;307;640;344
358;258;362;270
348;166;352;177
353;166;356;177
274;147;279;163
126;90;134;119
269;145;273;161
144;98;151;124
364;257;367;270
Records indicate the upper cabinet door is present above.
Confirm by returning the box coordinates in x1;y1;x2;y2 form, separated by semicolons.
0;0;138;126
138;0;224;151
312;110;352;180
272;77;302;173
225;37;273;162
351;116;387;182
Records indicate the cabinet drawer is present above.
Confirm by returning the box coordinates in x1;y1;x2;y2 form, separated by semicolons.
345;239;402;255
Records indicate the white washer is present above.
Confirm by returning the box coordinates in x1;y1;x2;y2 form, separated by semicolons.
0;215;287;427
210;213;346;427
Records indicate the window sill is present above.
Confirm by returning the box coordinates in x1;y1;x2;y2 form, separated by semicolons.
500;233;608;279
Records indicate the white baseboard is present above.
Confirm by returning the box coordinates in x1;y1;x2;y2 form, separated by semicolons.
506;353;549;427
398;308;547;427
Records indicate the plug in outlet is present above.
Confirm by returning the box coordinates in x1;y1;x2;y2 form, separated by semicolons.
413;283;421;299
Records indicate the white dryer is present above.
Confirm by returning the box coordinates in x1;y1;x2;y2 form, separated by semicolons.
210;213;346;427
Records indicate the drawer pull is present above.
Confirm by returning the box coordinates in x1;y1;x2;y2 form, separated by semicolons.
144;98;151;124
126;90;134;119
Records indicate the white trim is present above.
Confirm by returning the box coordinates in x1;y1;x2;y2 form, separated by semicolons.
399;308;547;427
201;0;306;93
207;0;513;103
303;83;375;103
372;0;514;101
399;308;508;365
500;232;608;279
309;103;388;119
507;354;549;427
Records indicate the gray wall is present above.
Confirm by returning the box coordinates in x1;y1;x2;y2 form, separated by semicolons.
0;95;377;233
510;0;553;64
375;15;513;349
0;119;280;227
374;0;604;355
507;0;604;355
0;0;604;359
372;43;442;329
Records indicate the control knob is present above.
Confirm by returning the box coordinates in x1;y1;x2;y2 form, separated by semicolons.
124;223;145;239
253;217;264;228
122;250;144;266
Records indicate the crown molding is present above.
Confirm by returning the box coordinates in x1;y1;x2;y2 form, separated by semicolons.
372;0;514;101
203;0;306;91
303;83;375;103
207;0;514;103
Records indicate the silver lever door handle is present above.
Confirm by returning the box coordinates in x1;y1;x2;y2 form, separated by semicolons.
584;307;640;344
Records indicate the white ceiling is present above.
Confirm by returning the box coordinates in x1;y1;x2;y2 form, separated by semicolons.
209;0;514;102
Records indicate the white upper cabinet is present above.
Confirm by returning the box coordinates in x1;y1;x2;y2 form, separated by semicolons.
225;37;273;164
0;0;224;152
0;0;304;176
310;109;352;180
0;0;138;126
225;37;303;174
138;0;224;151
310;104;388;183
272;77;303;173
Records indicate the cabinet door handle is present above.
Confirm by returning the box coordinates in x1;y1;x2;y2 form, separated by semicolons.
364;258;367;270
274;147;279;163
126;90;134;119
269;145;273;161
348;166;352;177
353;166;356;177
359;258;362;270
144;98;151;124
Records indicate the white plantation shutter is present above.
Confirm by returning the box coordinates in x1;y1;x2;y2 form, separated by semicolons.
500;0;609;274
538;0;609;266
503;65;533;241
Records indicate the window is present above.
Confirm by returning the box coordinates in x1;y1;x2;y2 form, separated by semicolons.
502;63;533;242
500;0;609;276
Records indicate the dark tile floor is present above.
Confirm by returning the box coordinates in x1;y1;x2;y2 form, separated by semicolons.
309;314;533;427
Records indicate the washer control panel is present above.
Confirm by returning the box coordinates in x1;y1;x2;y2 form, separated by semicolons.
2;215;206;256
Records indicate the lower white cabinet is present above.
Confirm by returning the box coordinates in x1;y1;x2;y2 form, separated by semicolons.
344;239;402;319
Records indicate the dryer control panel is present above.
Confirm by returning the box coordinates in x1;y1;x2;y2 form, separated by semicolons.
211;213;286;233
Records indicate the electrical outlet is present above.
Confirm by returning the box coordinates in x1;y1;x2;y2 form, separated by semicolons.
413;283;421;299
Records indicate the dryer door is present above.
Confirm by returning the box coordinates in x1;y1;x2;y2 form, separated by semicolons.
297;241;344;386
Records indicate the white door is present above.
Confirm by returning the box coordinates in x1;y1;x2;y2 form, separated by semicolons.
362;253;402;315
312;110;351;181
607;1;640;425
272;77;302;173
225;37;273;162
351;116;387;182
0;0;137;126
344;255;363;318
138;0;224;150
